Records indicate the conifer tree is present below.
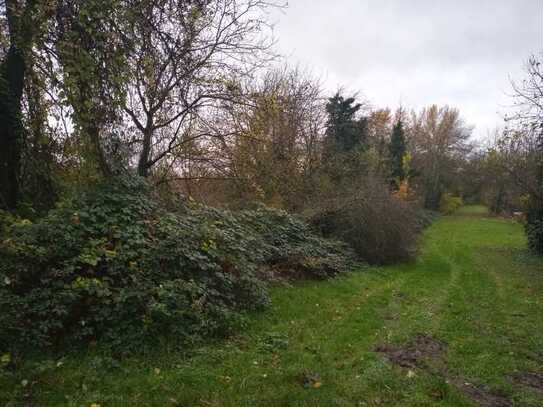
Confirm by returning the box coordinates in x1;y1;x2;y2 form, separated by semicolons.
388;119;407;185
324;92;367;153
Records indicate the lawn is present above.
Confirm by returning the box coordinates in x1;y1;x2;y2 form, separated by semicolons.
2;206;543;406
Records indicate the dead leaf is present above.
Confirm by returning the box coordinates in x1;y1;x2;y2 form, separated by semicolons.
298;371;322;389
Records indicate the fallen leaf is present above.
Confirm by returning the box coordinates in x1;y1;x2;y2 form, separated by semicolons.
298;371;322;389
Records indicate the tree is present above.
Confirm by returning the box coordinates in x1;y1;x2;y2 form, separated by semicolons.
33;0;279;184
53;0;130;177
388;118;407;186
508;53;543;253
0;0;40;210
20;58;59;212
180;66;326;210
119;0;278;178
365;108;392;174
324;92;367;154
409;105;471;210
321;91;369;186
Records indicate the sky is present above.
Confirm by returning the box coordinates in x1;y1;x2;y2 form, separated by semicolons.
270;0;543;139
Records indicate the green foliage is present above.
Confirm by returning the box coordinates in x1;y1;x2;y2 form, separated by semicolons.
0;177;354;352
388;119;407;185
524;135;543;254
439;193;463;214
525;212;543;254
324;92;367;154
525;195;543;254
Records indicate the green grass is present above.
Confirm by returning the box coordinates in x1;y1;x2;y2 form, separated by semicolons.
2;205;543;406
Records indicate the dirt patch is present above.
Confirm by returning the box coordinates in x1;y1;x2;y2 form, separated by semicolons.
454;380;512;407
510;371;543;395
375;334;446;368
375;334;513;406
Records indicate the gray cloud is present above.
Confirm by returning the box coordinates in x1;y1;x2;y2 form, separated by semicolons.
271;0;543;138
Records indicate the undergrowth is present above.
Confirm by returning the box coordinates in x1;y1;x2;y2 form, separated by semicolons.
0;177;355;353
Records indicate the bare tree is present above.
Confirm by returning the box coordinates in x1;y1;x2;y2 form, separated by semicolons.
120;0;280;177
215;66;326;209
510;54;543;131
500;53;543;201
409;105;472;209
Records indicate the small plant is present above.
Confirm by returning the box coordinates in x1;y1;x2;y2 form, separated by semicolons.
439;193;463;214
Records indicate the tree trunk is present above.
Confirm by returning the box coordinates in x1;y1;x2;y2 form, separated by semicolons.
0;0;34;210
0;47;25;210
137;124;153;177
424;153;441;210
0;0;38;210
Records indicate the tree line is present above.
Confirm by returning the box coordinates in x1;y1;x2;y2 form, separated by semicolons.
467;54;543;252
1;0;541;255
0;0;473;215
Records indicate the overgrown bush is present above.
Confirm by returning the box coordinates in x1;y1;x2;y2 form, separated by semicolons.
439;193;463;214
525;204;543;254
524;148;543;254
310;179;421;265
0;177;355;352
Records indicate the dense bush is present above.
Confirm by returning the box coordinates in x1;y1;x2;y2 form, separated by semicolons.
0;177;355;352
439;193;463;214
525;147;543;254
526;204;543;254
310;180;421;265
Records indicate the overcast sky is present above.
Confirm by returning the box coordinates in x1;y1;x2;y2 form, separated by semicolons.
270;0;543;139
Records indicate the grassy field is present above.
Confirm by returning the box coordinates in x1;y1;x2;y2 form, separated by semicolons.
2;206;543;406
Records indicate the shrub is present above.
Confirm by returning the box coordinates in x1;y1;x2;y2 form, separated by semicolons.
439;193;463;214
310;179;421;265
525;204;543;254
0;177;355;352
415;208;440;231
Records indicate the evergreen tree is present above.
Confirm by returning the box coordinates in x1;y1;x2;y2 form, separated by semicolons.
324;92;367;153
388;119;407;184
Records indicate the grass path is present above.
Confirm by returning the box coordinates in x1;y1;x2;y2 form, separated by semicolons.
2;206;543;406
